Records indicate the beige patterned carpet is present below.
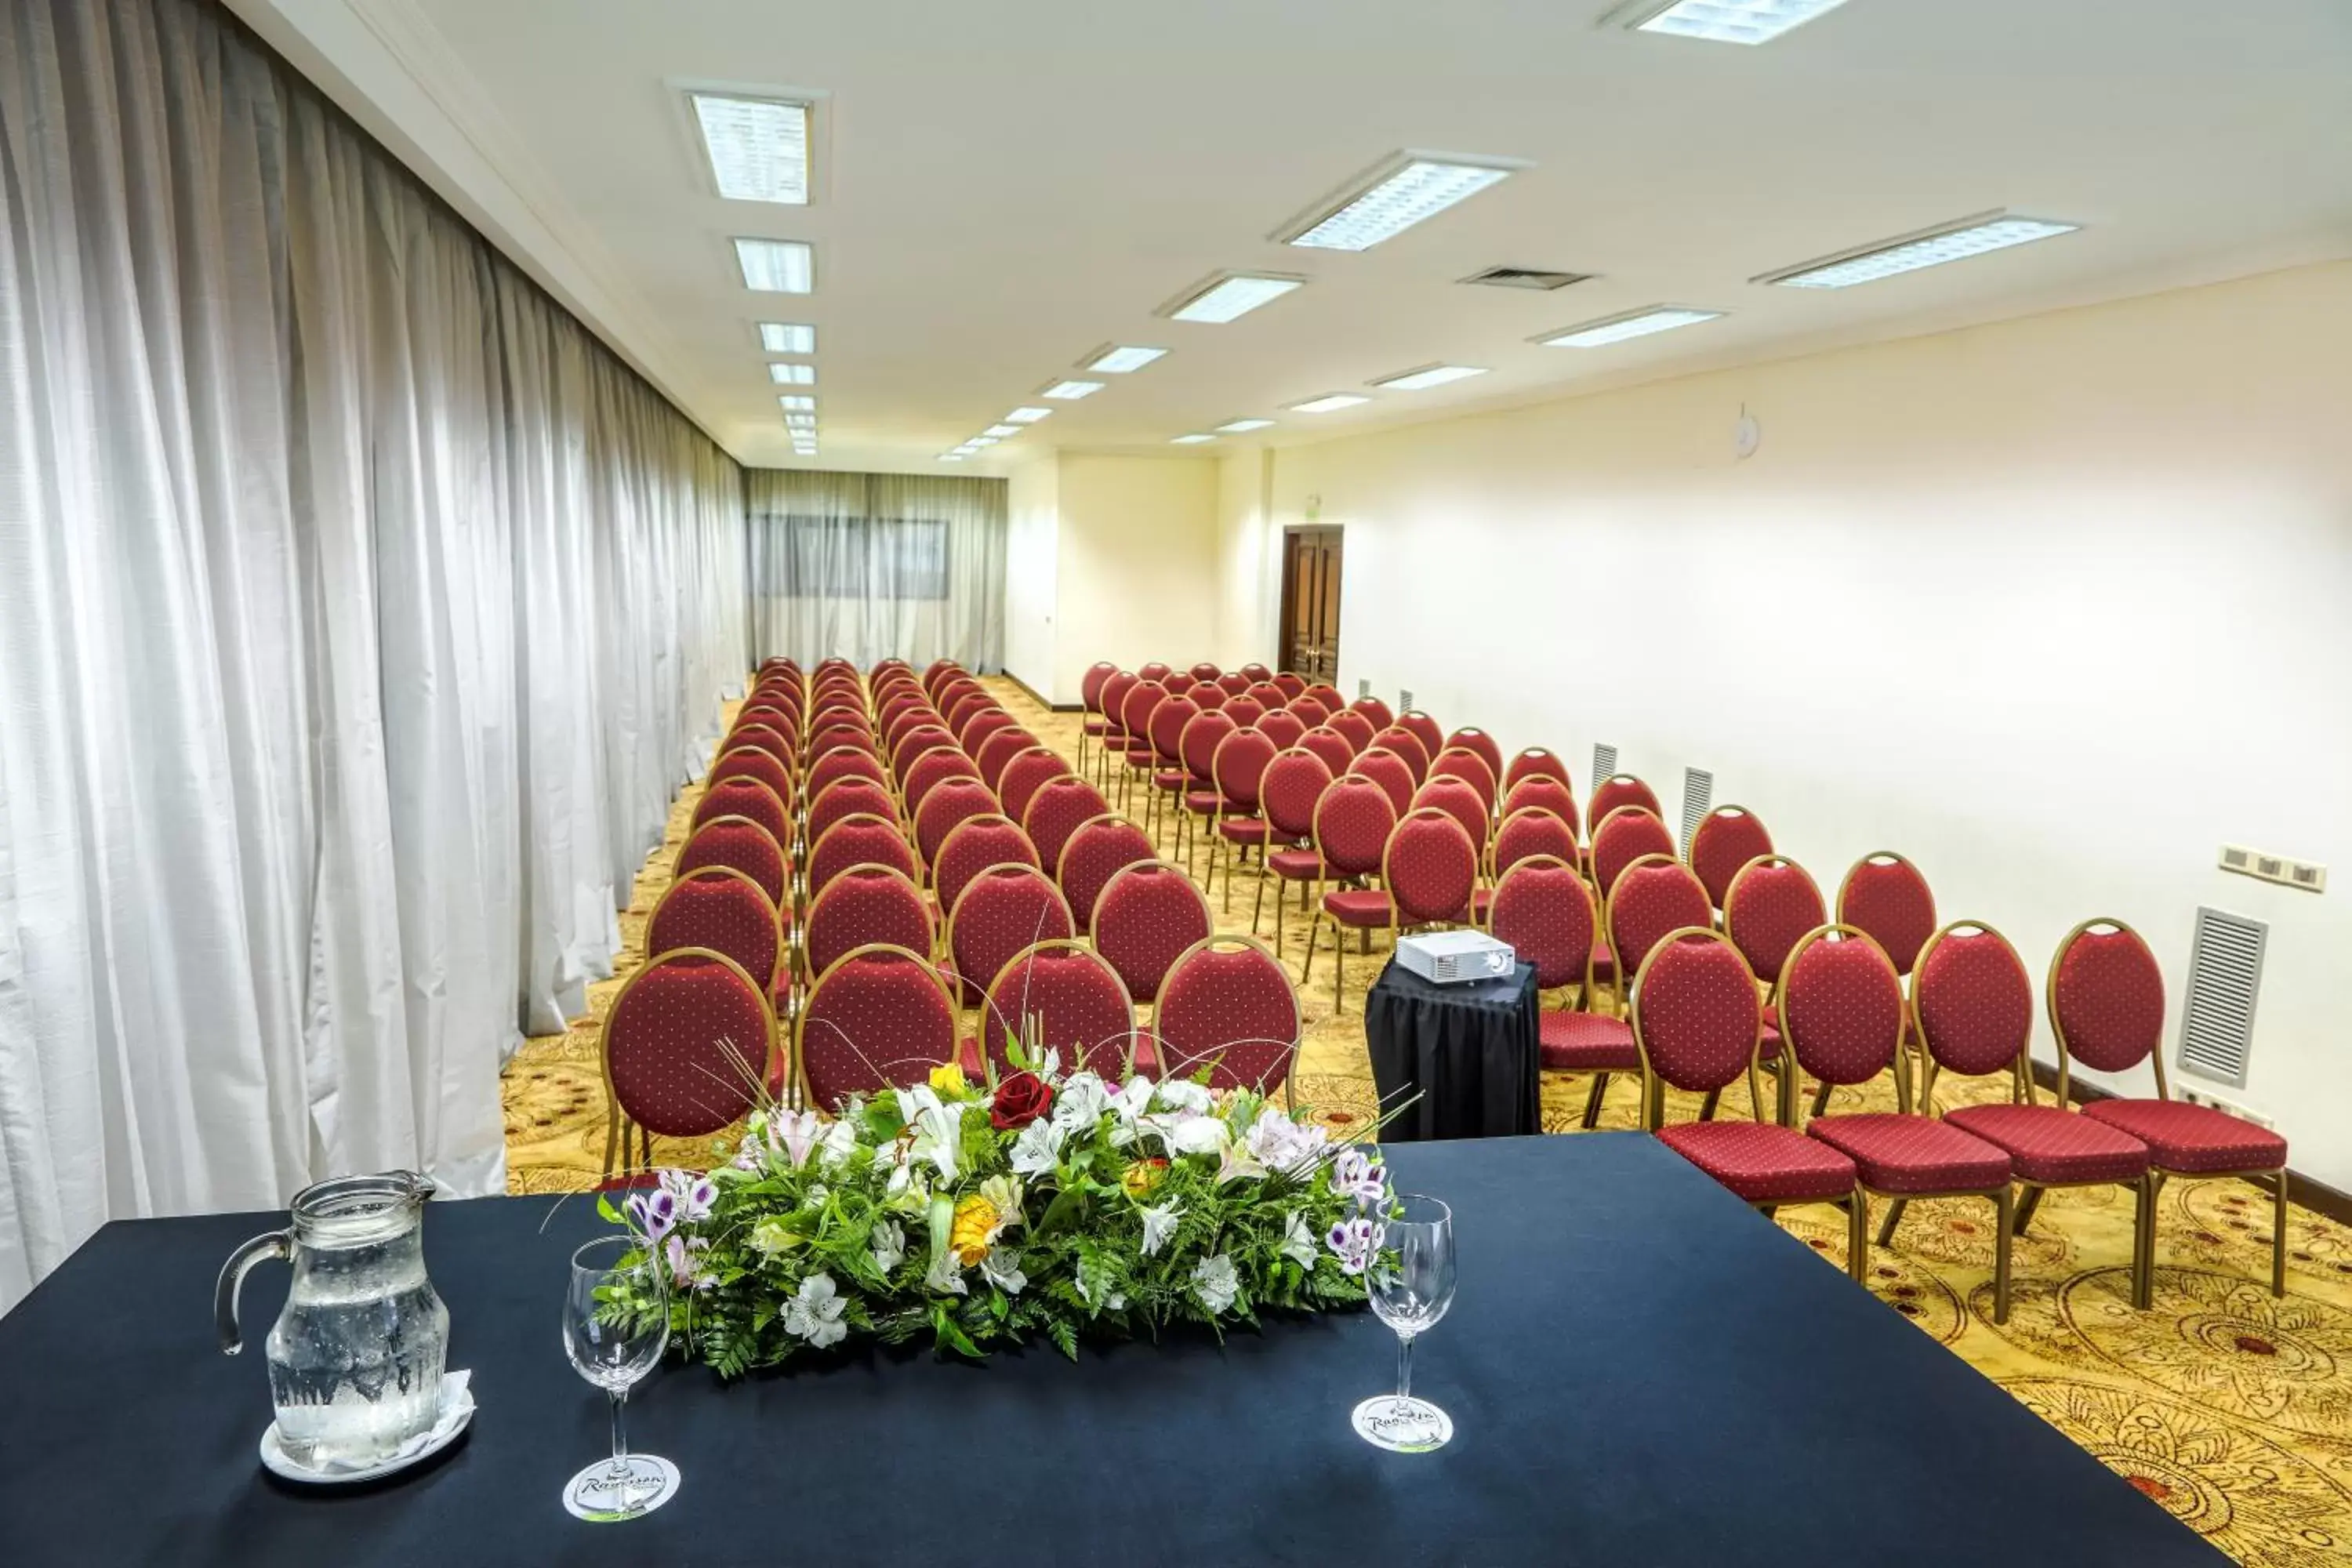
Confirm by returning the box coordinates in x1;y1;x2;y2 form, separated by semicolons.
504;675;2352;1564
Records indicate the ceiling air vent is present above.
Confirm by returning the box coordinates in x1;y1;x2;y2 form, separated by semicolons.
2176;906;2266;1090
1591;744;1619;795
1460;266;1592;292
1680;768;1714;853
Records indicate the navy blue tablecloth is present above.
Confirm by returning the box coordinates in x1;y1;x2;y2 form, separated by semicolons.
1364;958;1542;1140
0;1135;2220;1566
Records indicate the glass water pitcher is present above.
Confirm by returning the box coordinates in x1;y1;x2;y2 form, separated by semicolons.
216;1171;450;1468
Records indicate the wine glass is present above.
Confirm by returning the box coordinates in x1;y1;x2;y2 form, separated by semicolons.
561;1235;679;1521
1352;1193;1457;1453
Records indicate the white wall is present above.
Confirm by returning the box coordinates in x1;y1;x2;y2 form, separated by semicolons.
1004;455;1060;699
1045;454;1221;704
1230;261;2352;1187
1214;448;1278;670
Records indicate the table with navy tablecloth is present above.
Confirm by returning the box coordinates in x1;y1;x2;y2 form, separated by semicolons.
1363;956;1543;1140
0;1134;2223;1566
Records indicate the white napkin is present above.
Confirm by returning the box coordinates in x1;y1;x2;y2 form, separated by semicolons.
305;1370;474;1475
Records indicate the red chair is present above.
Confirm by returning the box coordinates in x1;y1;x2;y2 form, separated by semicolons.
946;865;1075;1011
922;659;964;696
1606;856;1713;1024
1784;926;2016;1321
1442;727;1504;785
647;866;789;1021
728;723;796;772
1221;695;1267;731
1396;709;1443;760
803;863;936;982
1206;729;1279;909
944;688;993;736
601;950;775;1180
808;744;889;804
1057;815;1156;937
1410;776;1490;853
808;777;901;848
1501;776;1581;841
1144;694;1201;843
1021;775;1109;880
1269;671;1306;702
733;703;800;742
891;726;959;791
1325;710;1375;754
997;748;1069;828
1287;695;1332;728
1588;773;1663;831
1250;751;1333;956
1243;680;1287;710
1475;807;1578;924
1689;805;1774;910
2059;918;2289;1297
1092;861;1214;1006
960;706;1020;757
1077;660;1119;775
1137;660;1174;686
977;942;1138;1080
1721;855;1826;1118
975;727;1040;792
1335;808;1478;1011
1292;726;1353;782
915;778;1000;873
1591;806;1675;900
1171;710;1240;873
1490;855;1634;1127
1503;746;1573;793
676;815;789;909
1094;671;1138;786
1921;923;2156;1308
1185;680;1227;712
1116;680;1170;811
808;814;919;899
1634;930;1864;1265
930;815;1037;921
1347;751;1415;817
1156;936;1303;1103
1254;709;1308;753
798;945;961;1110
1216;672;1250;697
1836;852;1938;980
903;746;983;820
711;746;797;811
1298;777;1399;994
1428;747;1497;810
1349;695;1394;729
1188;661;1222;684
1238;662;1273;683
1368;727;1429;783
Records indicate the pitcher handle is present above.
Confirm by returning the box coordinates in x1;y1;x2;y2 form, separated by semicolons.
216;1229;293;1355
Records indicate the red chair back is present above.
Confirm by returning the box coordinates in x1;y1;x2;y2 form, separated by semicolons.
1350;695;1394;729
647;867;784;994
1287;695;1332;728
947;866;1076;1009
676;816;788;907
1221;695;1267;730
604;952;773;1136
799;946;960;1109
2048;919;2165;1075
1179;710;1240;786
975;727;1040;790
1384;808;1479;927
1632;930;1763;1096
922;659;964;695
1188;661;1222;684
711;746;796;810
1490;856;1594;990
1138;661;1174;686
1238;662;1273;683
1057;815;1156;934
1303;682;1346;712
978;942;1137;1080
1021;775;1109;875
1592;806;1675;897
997;748;1069;825
1607;857;1715;993
1836;852;1938;978
1149;695;1200;766
1091;861;1214;1004
804;864;935;978
1270;672;1306;702
808;745;889;804
1588;773;1663;830
1397;709;1443;760
1504;746;1572;793
1210;729;1279;817
1216;672;1250;697
1243;681;1287;710
1098;671;1138;740
891;727;958;788
1261;750;1335;843
1689;805;1774;909
1722;857;1826;986
931;815;1037;919
1080;662;1119;716
915;777;1000;869
1254;709;1307;752
1410;777;1489;850
728;723;795;771
1325;710;1374;754
1185;681;1228;712
1778;927;1906;1091
1312;776;1398;880
1368;727;1429;782
1491;808;1577;884
1443;727;1504;783
809;814;919;897
1298;727;1356;780
1156;937;1302;1097
1428;748;1497;810
1501;776;1581;840
809;778;900;847
1914;923;2034;1077
959;706;1018;754
1118;681;1170;753
1347;751;1415;815
904;747;983;818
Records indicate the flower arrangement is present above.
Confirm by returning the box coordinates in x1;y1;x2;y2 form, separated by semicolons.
599;1050;1394;1374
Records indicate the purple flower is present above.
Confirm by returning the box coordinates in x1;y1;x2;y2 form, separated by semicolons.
664;1233;716;1293
1330;1149;1387;1207
1326;1216;1381;1276
626;1188;678;1243
658;1167;717;1223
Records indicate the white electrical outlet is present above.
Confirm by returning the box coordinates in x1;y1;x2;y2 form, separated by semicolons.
2220;844;2327;893
2177;1084;2276;1130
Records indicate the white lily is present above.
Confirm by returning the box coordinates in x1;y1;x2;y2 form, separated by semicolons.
869;1218;906;1274
1191;1253;1240;1315
1051;1073;1111;1131
1140;1200;1184;1257
1007;1116;1066;1177
771;1107;823;1170
910;1102;964;1184
1168;1113;1230;1157
818;1117;859;1169
980;1250;1027;1296
898;1083;943;1123
1110;1076;1157;1124
782;1272;849;1348
1215;1140;1267;1186
1153;1079;1213;1116
1279;1210;1319;1269
980;1174;1025;1233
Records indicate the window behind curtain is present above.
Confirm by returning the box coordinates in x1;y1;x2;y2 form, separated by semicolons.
781;517;949;600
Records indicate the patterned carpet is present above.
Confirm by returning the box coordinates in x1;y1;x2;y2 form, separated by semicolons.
504;676;2352;1564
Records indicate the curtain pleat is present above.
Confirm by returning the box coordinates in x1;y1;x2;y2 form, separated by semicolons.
0;0;748;1308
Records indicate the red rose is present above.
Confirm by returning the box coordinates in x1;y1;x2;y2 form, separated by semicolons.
990;1072;1054;1130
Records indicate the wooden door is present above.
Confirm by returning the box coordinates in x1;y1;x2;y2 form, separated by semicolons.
1278;528;1343;682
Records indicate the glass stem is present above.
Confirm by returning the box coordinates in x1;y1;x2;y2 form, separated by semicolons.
607;1388;630;1476
1397;1333;1414;1399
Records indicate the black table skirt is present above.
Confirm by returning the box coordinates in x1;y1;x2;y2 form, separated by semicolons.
0;1136;2223;1566
1364;957;1541;1140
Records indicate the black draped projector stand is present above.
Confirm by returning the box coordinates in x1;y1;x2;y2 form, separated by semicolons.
0;1137;2220;1566
1364;958;1543;1140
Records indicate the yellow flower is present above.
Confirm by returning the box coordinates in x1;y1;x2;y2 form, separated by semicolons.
950;1194;1000;1265
1121;1158;1169;1199
748;1215;799;1257
929;1062;969;1098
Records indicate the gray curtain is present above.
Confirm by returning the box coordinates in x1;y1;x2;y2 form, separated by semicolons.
746;470;1005;670
0;0;747;1308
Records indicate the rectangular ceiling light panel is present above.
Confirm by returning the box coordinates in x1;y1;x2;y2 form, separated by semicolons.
768;362;816;384
1005;407;1053;423
1758;213;2082;289
1285;155;1520;252
1169;434;1217;445
1288;394;1369;414
1624;0;1858;45
1215;418;1275;433
758;322;816;354
982;424;1020;437
1164;273;1305;324
1086;345;1168;373
779;394;815;410
1537;307;1723;348
1040;380;1105;400
691;94;810;203
1371;365;1489;391
735;238;814;292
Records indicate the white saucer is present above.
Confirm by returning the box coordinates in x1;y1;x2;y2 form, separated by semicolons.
260;1399;473;1485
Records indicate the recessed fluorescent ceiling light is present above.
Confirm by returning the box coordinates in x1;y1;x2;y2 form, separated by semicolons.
779;395;815;414
1537;306;1723;348
1371;364;1489;391
938;453;964;462
734;238;814;292
1287;394;1370;414
690;94;809;203
967;436;1000;447
1215;418;1276;434
1004;407;1053;423
982;424;1020;437
1086;345;1167;374
1285;157;1519;252
759;321;816;354
779;394;815;410
768;362;815;384
1625;0;1856;45
1166;274;1305;325
1040;380;1105;401
1170;434;1217;445
1758;213;2082;289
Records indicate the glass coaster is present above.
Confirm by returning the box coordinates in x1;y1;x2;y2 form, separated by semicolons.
1352;1394;1454;1453
562;1453;680;1522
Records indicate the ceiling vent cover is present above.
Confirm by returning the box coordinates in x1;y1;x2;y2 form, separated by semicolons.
1680;768;1714;853
1591;743;1619;795
1461;266;1592;291
2176;906;2266;1090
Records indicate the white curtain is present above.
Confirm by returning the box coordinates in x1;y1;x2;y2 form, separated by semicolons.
747;470;1005;670
0;0;747;1310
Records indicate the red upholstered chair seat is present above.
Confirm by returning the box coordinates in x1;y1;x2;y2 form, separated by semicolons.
1321;887;1393;927
1537;1011;1638;1072
1083;717;1107;735
1183;789;1228;815
1944;1104;2149;1185
1269;848;1323;878
1217;816;1270;844
2082;1098;2287;1173
1656;1122;1857;1205
1153;768;1190;790
1806;1113;2012;1194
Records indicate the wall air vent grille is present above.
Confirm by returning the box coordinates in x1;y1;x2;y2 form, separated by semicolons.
1591;744;1618;795
1680;768;1714;854
2176;906;2266;1091
1461;266;1592;292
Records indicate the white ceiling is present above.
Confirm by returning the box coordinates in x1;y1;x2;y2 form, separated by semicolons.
229;0;2352;474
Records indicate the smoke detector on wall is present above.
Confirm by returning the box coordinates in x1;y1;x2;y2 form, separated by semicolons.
1458;266;1592;292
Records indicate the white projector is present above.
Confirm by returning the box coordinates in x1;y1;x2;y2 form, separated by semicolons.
1396;930;1516;985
